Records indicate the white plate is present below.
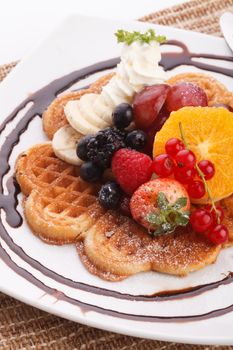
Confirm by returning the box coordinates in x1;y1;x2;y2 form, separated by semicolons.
0;15;233;346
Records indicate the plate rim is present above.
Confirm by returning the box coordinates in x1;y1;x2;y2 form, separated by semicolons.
0;13;233;346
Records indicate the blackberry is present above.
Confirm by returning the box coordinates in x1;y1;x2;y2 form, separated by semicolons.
87;127;126;168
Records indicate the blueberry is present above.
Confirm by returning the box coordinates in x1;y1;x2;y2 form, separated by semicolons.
80;161;103;182
98;181;122;209
112;103;134;129
77;135;94;161
125;130;147;151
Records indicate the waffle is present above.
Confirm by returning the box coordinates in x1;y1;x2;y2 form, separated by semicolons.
15;70;233;280
43;73;114;139
15;143;81;196
221;195;233;247
166;73;233;108
16;143;222;278
77;211;221;279
15;143;102;244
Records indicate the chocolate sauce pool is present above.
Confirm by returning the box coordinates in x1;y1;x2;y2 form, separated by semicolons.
0;41;233;322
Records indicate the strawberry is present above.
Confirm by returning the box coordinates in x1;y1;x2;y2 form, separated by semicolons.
130;178;190;234
111;149;153;195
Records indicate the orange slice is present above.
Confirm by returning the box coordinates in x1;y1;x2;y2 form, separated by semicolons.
153;107;233;204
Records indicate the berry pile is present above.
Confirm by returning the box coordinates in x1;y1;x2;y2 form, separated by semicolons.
74;81;230;245
153;137;215;199
77;103;147;183
190;206;228;245
153;135;228;244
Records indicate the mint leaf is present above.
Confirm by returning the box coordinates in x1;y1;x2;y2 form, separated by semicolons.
157;192;169;210
173;197;187;210
115;29;166;46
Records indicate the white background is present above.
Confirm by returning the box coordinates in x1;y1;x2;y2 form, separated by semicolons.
0;0;186;65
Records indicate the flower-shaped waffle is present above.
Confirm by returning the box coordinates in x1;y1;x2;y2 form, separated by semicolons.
16;143;221;280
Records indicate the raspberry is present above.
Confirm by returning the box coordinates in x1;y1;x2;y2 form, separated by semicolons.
111;149;153;195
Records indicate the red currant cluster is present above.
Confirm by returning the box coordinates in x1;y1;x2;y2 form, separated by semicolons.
190;206;228;245
152;137;214;198
152;137;229;244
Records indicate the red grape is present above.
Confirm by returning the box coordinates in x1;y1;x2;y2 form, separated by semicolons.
143;106;170;155
133;84;170;129
165;82;208;112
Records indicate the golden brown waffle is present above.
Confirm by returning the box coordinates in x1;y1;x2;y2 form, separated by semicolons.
15;143;101;244
16;144;222;278
25;185;104;244
77;241;126;281
77;211;221;279
166;73;233;108
43;73;114;139
15;143;81;196
221;194;233;247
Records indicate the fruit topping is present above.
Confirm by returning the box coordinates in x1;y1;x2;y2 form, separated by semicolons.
187;180;206;199
205;205;224;225
154;107;233;203
197;160;215;180
190;209;213;233
80;161;103;182
85;127;125;168
165;82;208;112
152;154;175;178
174;167;197;184
111;149;153;195
165;137;185;157
98;181;122;209
112;103;134;129
125;130;147;151
175;149;196;169
207;224;229;245
76;135;94;161
130;178;190;234
133;84;170;129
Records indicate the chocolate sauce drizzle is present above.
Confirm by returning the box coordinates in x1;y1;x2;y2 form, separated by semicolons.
0;41;233;322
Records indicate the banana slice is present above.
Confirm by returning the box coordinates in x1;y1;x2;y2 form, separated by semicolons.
52;125;83;165
93;95;113;123
79;94;109;128
65;100;101;135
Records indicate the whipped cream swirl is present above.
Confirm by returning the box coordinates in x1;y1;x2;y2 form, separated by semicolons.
64;40;166;135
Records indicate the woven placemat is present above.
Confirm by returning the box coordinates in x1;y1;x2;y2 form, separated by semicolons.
1;0;233;349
